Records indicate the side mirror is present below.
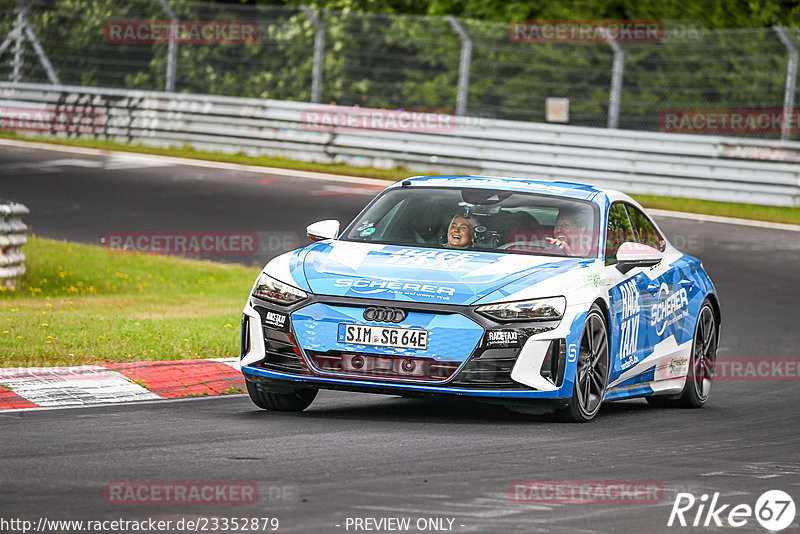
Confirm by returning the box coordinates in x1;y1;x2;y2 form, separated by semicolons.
306;220;340;242
616;242;662;274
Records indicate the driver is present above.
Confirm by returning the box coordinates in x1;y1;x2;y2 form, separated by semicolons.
546;209;587;256
446;214;478;249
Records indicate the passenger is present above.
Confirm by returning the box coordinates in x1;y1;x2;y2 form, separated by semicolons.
446;214;478;249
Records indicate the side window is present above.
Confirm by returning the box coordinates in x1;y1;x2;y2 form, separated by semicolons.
605;202;635;263
625;204;666;252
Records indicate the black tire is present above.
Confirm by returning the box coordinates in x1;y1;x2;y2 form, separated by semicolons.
558;304;609;423
646;301;717;409
246;380;318;411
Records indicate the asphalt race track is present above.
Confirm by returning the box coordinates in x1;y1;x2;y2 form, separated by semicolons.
2;142;799;533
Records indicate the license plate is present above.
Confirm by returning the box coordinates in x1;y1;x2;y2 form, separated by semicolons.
337;323;428;350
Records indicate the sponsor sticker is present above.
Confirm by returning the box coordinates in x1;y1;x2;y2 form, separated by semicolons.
485;330;520;348
263;310;288;331
334;278;456;300
651;283;689;336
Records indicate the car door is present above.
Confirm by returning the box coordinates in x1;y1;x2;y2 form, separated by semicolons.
624;203;693;380
604;202;653;383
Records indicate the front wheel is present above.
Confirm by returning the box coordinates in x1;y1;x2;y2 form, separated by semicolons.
246;380;318;411
558;305;609;422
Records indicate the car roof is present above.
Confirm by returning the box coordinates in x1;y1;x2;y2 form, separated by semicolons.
396;175;614;202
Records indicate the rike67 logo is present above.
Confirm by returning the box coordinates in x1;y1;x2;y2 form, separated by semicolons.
669;490;796;531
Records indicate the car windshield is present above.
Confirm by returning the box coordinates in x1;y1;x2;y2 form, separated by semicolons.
342;187;600;258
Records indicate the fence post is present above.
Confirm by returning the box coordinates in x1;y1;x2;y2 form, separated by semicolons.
446;15;471;116
773;26;798;142
156;0;178;92
11;7;24;83
602;28;624;129
301;6;325;104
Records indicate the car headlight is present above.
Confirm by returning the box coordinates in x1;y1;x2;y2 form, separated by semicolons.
251;273;308;305
476;296;566;322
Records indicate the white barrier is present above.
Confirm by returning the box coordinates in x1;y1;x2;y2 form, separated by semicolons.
1;81;799;207
0;200;28;289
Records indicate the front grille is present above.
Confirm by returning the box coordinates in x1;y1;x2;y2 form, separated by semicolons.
450;348;531;389
253;328;309;375
306;350;461;382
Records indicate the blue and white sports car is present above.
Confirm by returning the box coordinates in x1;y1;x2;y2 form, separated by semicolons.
240;176;720;422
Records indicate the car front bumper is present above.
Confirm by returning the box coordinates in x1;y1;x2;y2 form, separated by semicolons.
240;294;585;401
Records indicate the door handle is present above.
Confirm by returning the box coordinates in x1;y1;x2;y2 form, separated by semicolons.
679;279;695;290
646;282;660;294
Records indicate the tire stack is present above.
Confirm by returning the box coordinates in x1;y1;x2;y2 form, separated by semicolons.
0;201;29;290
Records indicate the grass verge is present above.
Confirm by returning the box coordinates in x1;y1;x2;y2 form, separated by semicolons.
0;236;255;367
2;131;799;225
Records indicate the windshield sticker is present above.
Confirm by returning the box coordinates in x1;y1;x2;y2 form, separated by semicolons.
383;248;481;270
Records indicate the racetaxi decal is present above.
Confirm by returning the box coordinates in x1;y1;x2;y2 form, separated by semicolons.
619;279;641;370
334;278;456;300
651;283;689;336
485;330;520;348
263;310;288;331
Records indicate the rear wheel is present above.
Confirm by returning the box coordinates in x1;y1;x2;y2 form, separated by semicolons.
647;301;717;408
558;305;609;422
246;380;318;411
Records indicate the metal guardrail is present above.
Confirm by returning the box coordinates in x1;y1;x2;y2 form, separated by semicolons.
1;81;800;207
0;200;28;289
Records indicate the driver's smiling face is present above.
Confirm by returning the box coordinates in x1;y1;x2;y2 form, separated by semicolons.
448;217;473;248
554;216;577;237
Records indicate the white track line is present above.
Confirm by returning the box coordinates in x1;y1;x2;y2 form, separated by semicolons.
648;208;800;232
2;137;798;231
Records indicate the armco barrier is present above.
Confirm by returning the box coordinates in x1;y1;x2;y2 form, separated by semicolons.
0;200;28;289
1;81;799;207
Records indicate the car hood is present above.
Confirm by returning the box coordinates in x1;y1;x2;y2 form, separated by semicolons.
298;241;589;306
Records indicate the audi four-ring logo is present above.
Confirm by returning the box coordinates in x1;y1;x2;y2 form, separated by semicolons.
363;306;407;323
